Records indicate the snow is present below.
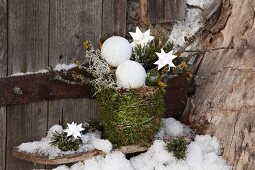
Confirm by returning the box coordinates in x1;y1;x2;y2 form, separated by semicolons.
53;136;230;170
46;125;64;139
10;63;77;77
53;64;77;71
101;36;132;67
116;60;146;88
54;151;133;170
169;0;215;48
92;138;113;153
186;0;214;9
155;118;193;139
53;118;231;170
17;125;112;159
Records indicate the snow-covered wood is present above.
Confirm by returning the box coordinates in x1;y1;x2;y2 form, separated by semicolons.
192;0;255;169
12;135;192;165
13;148;104;165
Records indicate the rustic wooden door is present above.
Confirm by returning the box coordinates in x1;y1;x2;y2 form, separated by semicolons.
0;0;126;169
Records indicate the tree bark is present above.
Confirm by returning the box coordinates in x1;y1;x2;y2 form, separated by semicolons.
192;0;255;169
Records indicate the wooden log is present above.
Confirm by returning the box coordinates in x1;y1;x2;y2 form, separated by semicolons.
12;136;192;165
0;67;94;106
12;148;104;165
12;144;148;165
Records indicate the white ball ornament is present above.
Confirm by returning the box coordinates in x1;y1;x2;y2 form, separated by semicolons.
101;36;132;67
116;60;146;89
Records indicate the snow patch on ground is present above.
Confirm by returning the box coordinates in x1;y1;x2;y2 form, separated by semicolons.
155;118;193;139
53;136;230;170
53;118;230;170
10;63;77;77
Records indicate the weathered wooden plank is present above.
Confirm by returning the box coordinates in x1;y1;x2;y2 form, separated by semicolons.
146;0;186;24
0;0;7;169
63;98;98;125
48;3;102;169
0;107;6;170
0;0;7;77
6;0;49;169
48;0;102;168
140;0;149;25
0;68;93;106
0;0;7;168
164;76;188;119
102;0;127;37
49;0;102;63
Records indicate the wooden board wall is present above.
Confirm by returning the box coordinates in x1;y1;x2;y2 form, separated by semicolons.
0;0;7;170
6;1;49;169
0;0;127;169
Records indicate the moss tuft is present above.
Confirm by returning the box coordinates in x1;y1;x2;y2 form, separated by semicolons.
50;132;82;151
96;87;165;146
165;138;187;160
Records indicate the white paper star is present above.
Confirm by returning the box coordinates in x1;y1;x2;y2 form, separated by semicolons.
129;27;154;47
154;49;177;70
64;122;84;139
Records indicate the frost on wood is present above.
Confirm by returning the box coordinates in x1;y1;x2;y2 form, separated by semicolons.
10;64;77;77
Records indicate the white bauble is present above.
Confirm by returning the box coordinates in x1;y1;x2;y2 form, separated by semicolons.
116;60;146;88
101;36;132;67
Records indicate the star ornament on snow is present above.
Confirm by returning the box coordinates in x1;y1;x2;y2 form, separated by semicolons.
64;122;84;139
129;27;154;47
154;49;177;70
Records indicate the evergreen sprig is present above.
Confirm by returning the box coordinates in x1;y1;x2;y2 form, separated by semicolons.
50;132;82;151
165;138;187;160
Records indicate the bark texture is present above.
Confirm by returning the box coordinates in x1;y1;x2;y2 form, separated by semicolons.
192;0;255;169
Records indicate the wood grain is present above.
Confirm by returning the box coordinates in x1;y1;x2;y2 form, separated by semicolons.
0;107;6;170
147;0;186;24
48;0;101;125
102;0;127;37
12;144;148;165
47;1;103;168
0;0;7;169
192;0;255;168
6;0;49;169
0;68;94;106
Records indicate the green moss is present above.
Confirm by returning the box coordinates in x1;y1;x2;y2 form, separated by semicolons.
96;87;165;146
165;138;187;160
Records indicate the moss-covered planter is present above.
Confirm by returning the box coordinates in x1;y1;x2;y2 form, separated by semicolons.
96;87;165;146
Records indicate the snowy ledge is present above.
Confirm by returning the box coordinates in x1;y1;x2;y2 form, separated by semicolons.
13;135;192;165
13;118;231;170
